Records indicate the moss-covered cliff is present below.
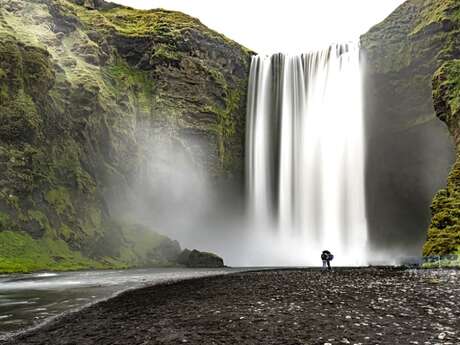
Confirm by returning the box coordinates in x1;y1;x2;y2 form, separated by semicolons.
0;0;251;272
424;58;460;256
361;0;459;256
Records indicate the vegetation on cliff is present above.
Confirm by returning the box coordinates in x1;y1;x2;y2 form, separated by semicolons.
0;0;250;272
424;59;460;256
361;0;459;256
422;0;460;257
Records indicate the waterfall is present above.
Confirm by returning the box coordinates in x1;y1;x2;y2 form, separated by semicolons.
246;43;367;266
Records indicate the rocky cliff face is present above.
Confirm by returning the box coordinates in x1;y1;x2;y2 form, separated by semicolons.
361;0;460;257
424;58;460;256
0;0;251;272
361;0;459;257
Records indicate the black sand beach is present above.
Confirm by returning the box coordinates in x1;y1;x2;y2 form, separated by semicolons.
3;268;460;345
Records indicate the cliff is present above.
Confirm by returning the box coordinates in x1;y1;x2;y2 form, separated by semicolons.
361;0;460;257
0;0;251;272
361;0;459;257
424;58;460;255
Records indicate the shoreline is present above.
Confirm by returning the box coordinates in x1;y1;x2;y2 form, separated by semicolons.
2;267;460;344
0;267;337;340
0;269;237;342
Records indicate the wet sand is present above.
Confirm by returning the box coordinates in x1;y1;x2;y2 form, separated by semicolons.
3;268;460;345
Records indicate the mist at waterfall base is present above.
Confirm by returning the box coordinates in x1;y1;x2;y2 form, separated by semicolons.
107;127;250;263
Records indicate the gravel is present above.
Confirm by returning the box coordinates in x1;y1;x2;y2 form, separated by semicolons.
3;268;460;345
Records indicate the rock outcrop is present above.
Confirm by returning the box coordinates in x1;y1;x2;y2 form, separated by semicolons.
361;0;459;256
0;0;250;272
177;248;224;268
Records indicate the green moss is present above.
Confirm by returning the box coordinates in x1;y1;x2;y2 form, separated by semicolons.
105;58;152;88
58;223;72;241
88;207;102;227
411;0;460;36
424;154;460;255
362;0;460;74
0;192;20;211
152;43;181;62
68;3;206;38
21;45;55;97
116;223;172;264
208;67;228;91
46;139;96;194
425;58;460;256
0;33;55;143
45;187;74;216
205;81;245;174
0;90;41;143
0;231;105;273
0;212;12;230
60;0;249;53
85;221;180;268
79;206;103;238
103;56;154;115
27;209;51;234
433;60;460;118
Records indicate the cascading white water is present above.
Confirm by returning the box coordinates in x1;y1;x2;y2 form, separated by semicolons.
246;43;367;266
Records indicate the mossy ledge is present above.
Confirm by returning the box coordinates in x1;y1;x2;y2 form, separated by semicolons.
0;0;251;272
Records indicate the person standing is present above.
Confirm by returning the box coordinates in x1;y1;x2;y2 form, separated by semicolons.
321;250;334;270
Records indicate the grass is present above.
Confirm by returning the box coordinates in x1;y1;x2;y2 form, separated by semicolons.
102;56;154;115
434;60;460;118
45;187;74;216
411;0;460;36
0;222;181;273
0;231;106;273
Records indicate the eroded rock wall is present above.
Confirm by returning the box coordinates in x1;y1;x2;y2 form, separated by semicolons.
0;0;251;272
424;59;460;255
361;0;460;257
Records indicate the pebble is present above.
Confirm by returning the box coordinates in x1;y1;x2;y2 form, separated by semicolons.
6;269;460;345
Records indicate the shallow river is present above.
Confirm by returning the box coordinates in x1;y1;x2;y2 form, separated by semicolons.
0;267;241;337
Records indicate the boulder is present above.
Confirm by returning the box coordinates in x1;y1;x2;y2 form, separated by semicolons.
177;249;224;268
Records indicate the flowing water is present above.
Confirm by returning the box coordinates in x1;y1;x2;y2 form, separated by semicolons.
246;43;367;266
0;268;240;337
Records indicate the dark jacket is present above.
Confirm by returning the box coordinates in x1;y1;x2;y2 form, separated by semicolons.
321;251;333;261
